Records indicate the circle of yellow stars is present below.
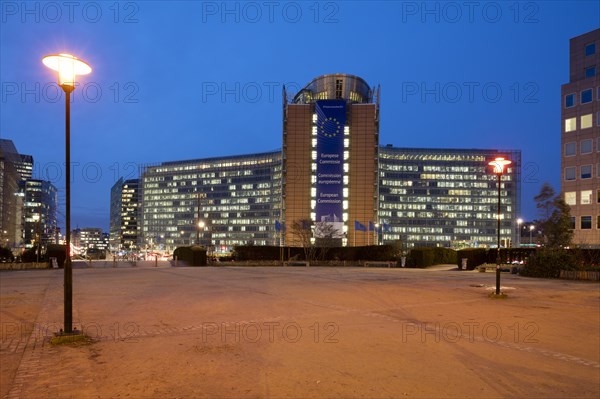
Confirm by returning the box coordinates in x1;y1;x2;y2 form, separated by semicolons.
319;117;341;137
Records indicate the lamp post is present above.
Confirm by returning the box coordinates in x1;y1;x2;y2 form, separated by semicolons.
516;218;523;248
43;53;91;334
197;221;205;246
488;157;511;296
529;225;535;245
374;223;380;245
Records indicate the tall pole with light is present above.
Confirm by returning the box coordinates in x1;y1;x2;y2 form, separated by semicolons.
488;157;511;296
43;53;92;334
516;218;523;248
529;225;535;245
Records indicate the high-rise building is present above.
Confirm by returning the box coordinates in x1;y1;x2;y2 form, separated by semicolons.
282;74;380;246
130;74;522;252
561;28;600;248
22;179;58;248
0;139;21;247
0;139;35;248
109;178;140;251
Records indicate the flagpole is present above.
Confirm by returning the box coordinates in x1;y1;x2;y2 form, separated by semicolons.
353;227;356;247
367;223;370;246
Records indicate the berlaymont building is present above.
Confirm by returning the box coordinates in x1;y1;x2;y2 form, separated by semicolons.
124;74;520;254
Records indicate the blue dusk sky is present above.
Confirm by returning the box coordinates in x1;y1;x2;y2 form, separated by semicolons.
1;1;599;231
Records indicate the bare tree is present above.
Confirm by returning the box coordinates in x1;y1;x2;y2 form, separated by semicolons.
290;219;316;261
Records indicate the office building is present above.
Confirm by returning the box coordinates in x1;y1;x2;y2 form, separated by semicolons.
282;74;379;246
110;178;140;251
141;152;282;252
22;179;58;248
561;28;600;248
134;74;521;252
379;146;521;248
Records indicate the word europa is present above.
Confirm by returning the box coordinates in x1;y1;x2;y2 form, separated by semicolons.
201;321;340;344
400;2;540;24
1;1;139;23
401;321;540;343
201;1;339;23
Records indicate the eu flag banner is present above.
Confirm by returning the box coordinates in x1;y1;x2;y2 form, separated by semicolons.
315;100;346;238
354;221;367;231
368;221;375;231
275;220;281;232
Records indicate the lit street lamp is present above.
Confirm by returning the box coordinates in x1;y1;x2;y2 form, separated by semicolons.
197;221;205;246
488;156;511;296
516;218;523;247
529;225;535;246
43;53;92;334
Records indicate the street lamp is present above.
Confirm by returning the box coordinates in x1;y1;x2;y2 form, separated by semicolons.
197;221;205;246
374;223;380;245
516;218;523;248
488;156;511;296
43;53;92;335
529;225;535;245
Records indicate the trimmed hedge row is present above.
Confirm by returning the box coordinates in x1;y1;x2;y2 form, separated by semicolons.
233;245;400;262
407;247;457;268
173;246;207;266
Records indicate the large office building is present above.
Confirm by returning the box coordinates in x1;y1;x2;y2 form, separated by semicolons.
379;147;520;248
561;28;600;248
140;152;282;252
282;74;379;247
131;74;520;252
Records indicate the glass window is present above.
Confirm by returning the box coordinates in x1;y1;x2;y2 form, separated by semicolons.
565;117;577;132
581;89;593;104
581;216;592;229
585;66;596;78
565;191;576;205
581;139;593;154
565;93;576;108
597;216;600;229
585;43;596;56
598;189;600;204
565;142;576;156
581;114;593;129
565;167;576;181
598;112;600;126
581;165;592;179
581;190;592;205
569;217;576;230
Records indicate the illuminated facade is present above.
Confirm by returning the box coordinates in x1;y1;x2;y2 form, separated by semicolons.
379;147;521;248
282;74;379;246
109;178;140;251
140;152;282;251
22;179;58;249
133;74;522;251
561;28;600;248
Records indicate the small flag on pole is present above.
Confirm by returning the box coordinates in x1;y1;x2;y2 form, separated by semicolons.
354;221;367;231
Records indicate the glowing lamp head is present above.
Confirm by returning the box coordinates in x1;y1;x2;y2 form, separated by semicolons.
488;157;511;175
198;221;205;229
42;53;91;90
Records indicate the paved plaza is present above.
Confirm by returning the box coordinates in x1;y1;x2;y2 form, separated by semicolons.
1;263;599;398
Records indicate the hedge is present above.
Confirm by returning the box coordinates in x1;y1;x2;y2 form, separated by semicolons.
232;245;400;262
407;247;457;268
173;246;207;266
456;248;488;270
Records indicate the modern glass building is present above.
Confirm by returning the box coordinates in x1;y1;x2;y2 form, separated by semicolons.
379;146;521;248
140;151;282;252
22;179;58;249
130;75;521;252
110;178;140;251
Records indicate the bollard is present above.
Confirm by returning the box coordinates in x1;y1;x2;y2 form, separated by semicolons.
155;256;158;268
174;256;178;267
